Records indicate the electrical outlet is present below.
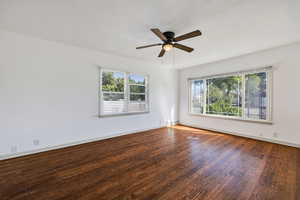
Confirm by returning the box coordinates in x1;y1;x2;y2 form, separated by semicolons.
11;146;17;153
33;139;40;146
259;133;263;137
273;132;278;138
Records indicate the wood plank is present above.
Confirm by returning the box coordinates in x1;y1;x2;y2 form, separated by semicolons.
0;125;299;200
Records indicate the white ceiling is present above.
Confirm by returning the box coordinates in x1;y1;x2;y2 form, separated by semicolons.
1;0;300;68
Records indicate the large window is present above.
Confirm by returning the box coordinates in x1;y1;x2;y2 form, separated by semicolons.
189;67;272;122
100;69;148;116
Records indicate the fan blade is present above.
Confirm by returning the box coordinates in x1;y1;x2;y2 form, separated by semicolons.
158;49;165;57
173;43;194;52
136;43;162;49
151;28;167;41
173;30;202;42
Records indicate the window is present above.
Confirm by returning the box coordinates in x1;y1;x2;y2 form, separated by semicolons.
206;75;242;117
189;67;272;122
191;80;205;114
128;74;147;113
100;69;148;116
245;72;268;120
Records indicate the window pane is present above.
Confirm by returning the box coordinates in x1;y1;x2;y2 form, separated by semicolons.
245;72;267;120
206;76;242;117
102;93;126;114
130;94;145;101
129;74;145;85
191;80;205;114
128;103;147;112
103;101;126;114
102;71;125;92
100;70;149;116
130;85;145;93
103;93;124;101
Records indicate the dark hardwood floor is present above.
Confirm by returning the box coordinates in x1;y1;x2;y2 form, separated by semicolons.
0;125;299;200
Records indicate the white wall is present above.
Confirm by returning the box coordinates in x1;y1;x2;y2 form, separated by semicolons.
0;30;178;158
179;42;300;146
2;28;299;160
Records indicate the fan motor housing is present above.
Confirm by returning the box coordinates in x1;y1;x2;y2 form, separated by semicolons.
163;31;175;42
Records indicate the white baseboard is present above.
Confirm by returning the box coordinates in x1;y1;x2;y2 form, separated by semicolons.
0;125;165;161
5;120;296;161
167;120;179;127
180;122;300;148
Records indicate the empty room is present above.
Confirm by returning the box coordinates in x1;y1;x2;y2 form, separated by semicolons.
0;0;299;199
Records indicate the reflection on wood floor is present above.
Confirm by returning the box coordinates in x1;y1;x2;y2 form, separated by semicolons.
0;125;299;200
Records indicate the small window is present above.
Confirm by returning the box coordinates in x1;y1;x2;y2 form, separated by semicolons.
191;80;205;114
128;74;147;113
100;69;148;116
245;72;268;120
189;68;272;122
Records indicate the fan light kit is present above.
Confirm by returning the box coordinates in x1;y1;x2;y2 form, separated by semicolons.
163;44;173;51
136;28;202;57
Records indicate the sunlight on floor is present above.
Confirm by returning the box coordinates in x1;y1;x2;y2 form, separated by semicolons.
169;125;223;136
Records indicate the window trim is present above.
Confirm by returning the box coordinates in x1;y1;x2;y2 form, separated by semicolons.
188;66;273;124
99;68;149;117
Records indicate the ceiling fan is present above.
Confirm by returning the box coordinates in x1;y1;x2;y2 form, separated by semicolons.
136;28;202;57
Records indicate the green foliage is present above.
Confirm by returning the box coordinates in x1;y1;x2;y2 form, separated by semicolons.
102;72;124;92
130;85;145;93
130;94;145;101
207;102;242;116
129;74;145;85
205;74;265;117
129;79;145;85
245;73;266;106
206;76;242;116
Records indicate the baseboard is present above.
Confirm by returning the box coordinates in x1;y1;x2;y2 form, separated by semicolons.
0;125;165;161
167;120;179;127
5;120;295;161
179;122;300;148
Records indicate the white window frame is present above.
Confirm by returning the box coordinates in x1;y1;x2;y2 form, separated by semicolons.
99;68;149;117
188;66;273;124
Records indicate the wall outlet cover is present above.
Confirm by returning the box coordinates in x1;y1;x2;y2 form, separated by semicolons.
33;140;40;146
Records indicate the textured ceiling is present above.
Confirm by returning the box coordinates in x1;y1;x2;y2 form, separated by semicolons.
1;0;300;68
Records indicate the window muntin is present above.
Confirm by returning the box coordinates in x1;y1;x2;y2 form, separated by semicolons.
189;69;272;122
100;69;148;116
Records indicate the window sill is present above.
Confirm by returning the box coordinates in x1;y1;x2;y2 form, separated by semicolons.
99;111;149;118
189;113;273;124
